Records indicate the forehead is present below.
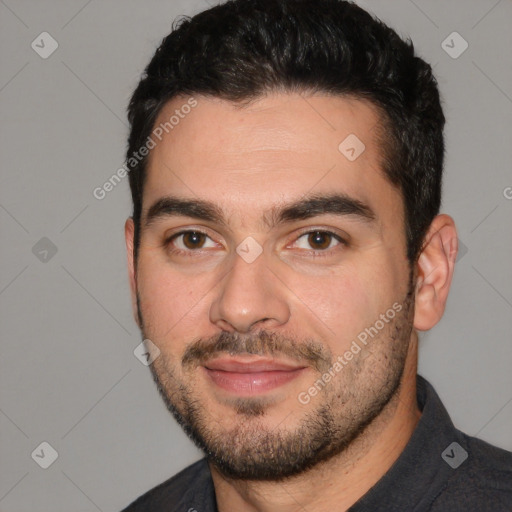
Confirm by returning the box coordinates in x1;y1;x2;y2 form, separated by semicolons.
142;92;402;227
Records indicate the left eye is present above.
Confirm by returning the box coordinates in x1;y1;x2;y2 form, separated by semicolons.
293;231;344;251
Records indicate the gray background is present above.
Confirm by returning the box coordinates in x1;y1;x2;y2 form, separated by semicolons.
0;0;511;510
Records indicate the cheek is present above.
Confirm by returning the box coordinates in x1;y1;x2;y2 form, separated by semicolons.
136;255;214;342
288;265;391;348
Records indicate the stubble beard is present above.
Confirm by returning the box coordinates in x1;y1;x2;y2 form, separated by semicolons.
139;277;416;481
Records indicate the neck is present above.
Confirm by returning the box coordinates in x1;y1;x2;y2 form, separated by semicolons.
210;333;421;512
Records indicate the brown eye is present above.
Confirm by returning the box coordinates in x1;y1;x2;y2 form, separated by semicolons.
291;230;346;253
181;231;207;249
165;230;219;256
307;231;334;250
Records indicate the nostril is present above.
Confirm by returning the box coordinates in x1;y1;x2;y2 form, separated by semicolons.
249;318;273;330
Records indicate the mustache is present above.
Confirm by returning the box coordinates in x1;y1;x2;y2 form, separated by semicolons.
182;330;332;373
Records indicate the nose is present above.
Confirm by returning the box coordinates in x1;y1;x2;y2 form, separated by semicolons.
209;247;290;333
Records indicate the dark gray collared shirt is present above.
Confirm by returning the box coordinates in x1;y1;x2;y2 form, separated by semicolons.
122;375;512;511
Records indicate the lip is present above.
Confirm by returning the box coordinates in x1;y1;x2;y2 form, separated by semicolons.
203;357;308;395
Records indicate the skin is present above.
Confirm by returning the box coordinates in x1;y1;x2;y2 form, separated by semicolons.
125;92;458;511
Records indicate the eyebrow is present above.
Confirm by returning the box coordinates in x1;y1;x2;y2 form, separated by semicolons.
144;193;377;229
145;196;225;227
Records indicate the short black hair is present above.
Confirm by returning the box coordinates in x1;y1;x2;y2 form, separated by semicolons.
127;0;445;265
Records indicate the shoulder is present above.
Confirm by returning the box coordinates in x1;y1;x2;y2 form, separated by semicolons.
431;433;512;511
121;458;212;512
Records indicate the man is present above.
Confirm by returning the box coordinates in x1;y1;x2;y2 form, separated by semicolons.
121;0;512;510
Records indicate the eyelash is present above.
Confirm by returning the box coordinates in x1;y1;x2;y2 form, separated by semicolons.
163;229;348;258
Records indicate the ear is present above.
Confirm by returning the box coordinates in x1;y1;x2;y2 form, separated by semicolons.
125;218;141;328
413;214;458;331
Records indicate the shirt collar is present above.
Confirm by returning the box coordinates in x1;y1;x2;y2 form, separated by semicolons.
349;374;465;511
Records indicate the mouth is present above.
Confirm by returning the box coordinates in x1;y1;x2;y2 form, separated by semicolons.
202;356;308;395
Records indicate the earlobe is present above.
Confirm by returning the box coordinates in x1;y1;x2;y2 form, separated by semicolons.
124;218;140;328
413;214;458;331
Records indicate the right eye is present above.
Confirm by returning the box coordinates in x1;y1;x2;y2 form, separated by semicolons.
166;230;219;253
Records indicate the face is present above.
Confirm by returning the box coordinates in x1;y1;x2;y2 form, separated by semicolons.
127;93;417;480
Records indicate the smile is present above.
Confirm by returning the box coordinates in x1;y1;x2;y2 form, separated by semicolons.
203;357;308;395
